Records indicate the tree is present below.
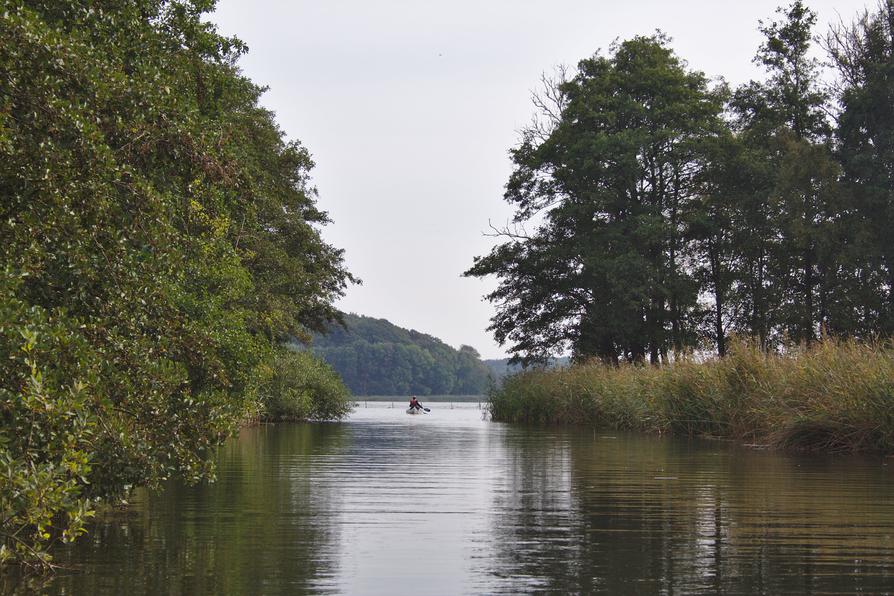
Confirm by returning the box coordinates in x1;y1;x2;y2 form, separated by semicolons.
687;122;738;357
728;1;839;346
310;314;493;395
466;35;725;365
828;1;894;335
456;345;491;394
0;0;353;567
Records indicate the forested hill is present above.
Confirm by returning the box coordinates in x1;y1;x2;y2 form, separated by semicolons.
310;314;493;395
483;357;570;380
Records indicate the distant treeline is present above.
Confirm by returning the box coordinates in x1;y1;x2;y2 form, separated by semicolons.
467;1;894;365
308;313;569;395
310;314;492;395
482;356;569;380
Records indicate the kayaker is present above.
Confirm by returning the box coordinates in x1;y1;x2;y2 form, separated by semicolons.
409;396;423;411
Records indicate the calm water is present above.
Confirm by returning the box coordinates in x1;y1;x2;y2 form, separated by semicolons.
7;403;894;595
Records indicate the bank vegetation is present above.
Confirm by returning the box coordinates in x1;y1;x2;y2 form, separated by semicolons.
1;0;354;570
470;1;894;453
491;340;894;454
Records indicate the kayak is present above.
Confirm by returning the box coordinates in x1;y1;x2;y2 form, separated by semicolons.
406;407;422;415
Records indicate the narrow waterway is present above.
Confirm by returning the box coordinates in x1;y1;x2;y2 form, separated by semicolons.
9;403;894;594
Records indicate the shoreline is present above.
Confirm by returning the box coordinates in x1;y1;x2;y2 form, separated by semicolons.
489;340;894;455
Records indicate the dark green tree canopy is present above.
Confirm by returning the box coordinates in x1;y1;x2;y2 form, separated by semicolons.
729;0;840;347
828;1;894;334
751;0;830;139
470;2;894;364
467;35;725;364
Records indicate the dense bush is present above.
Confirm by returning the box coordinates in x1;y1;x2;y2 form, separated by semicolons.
0;275;96;567
0;1;352;569
261;350;353;422
490;340;894;454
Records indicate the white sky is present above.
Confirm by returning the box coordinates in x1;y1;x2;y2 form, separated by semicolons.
210;0;870;359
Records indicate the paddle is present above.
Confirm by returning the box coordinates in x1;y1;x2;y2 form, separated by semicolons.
414;402;430;412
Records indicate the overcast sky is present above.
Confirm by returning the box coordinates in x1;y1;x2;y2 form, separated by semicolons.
210;0;870;359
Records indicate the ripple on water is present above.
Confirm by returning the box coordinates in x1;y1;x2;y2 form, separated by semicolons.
6;402;894;595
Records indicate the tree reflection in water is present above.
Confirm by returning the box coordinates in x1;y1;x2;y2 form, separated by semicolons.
7;409;894;595
36;424;348;595
486;428;894;594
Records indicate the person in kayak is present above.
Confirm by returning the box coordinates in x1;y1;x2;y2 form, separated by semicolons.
409;396;424;411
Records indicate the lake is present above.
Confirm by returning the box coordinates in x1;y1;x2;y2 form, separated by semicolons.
7;402;894;594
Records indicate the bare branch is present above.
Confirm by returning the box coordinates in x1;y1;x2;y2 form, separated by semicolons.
522;64;570;144
484;218;536;241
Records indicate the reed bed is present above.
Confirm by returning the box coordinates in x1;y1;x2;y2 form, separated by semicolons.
490;340;894;454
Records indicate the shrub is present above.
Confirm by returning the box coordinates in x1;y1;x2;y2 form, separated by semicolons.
260;350;353;422
0;276;96;569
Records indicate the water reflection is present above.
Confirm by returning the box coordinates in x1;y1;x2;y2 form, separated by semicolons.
5;404;894;595
17;424;349;595
481;428;581;593
488;429;894;594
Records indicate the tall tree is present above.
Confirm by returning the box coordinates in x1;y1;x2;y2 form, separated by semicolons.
687;120;738;357
728;1;838;346
828;1;894;335
466;35;725;364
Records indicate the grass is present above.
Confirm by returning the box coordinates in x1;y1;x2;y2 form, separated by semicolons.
489;339;894;454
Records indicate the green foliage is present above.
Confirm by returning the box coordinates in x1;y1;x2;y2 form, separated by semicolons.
728;1;840;349
0;273;96;568
490;339;894;454
311;314;492;395
493;363;658;430
0;0;352;569
466;34;726;365
260;350;352;422
469;2;894;365
828;1;894;335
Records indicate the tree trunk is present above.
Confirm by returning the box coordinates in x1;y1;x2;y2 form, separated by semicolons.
710;242;726;357
804;247;815;345
757;246;769;352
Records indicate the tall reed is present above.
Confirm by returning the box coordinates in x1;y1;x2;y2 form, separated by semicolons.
489;340;894;454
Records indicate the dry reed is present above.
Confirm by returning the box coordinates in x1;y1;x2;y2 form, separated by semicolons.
489;339;894;454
